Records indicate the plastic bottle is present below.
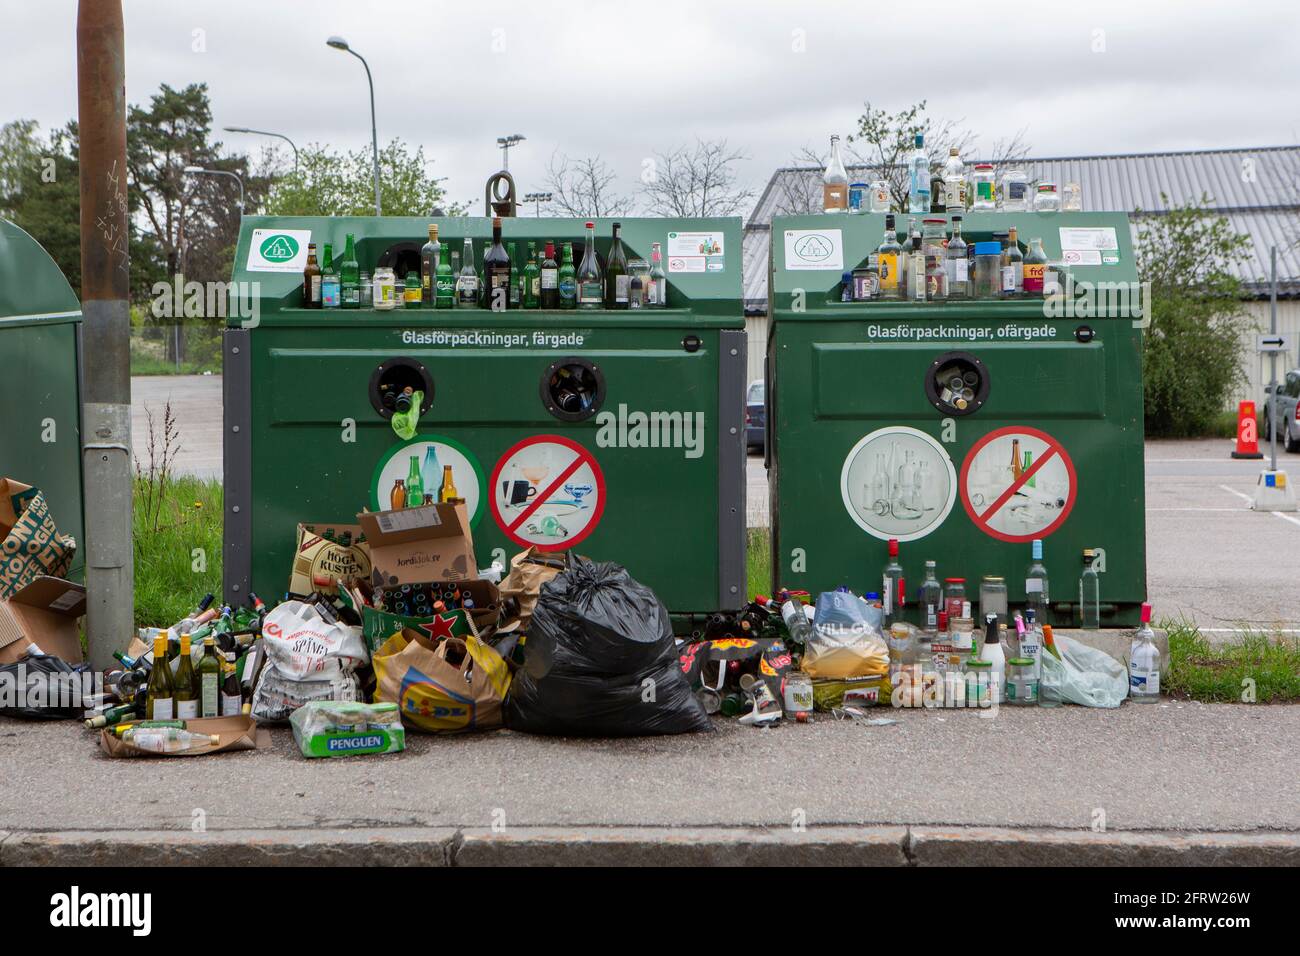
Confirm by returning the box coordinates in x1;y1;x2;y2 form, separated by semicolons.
979;613;1006;703
1128;602;1160;703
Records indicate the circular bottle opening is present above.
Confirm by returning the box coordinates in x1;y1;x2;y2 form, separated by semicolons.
925;351;989;416
369;358;434;419
540;357;606;422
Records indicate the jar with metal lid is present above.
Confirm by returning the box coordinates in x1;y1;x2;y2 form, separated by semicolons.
1000;167;1031;211
372;267;398;311
848;182;868;214
949;616;975;654
1005;657;1039;705
972;241;1002;298
359;271;372;308
970;164;997;210
943;578;967;621
1033;182;1061;212
980;576;1008;622
783;671;813;717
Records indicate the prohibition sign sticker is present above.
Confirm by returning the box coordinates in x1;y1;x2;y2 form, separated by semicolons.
489;435;606;550
959;426;1077;543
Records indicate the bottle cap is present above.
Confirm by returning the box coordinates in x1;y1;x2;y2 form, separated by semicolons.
888;538;899;557
938;611;948;630
973;241;1001;256
585;221;594;229
842;271;852;282
944;577;965;583
1032;538;1043;560
1140;603;1152;624
865;592;880;601
914;133;924;146
1024;608;1036;624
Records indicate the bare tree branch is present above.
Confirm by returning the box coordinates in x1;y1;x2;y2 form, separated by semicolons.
641;138;754;218
544;150;633;218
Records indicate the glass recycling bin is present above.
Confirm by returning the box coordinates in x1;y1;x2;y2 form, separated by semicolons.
767;212;1146;626
223;215;746;622
0;218;84;579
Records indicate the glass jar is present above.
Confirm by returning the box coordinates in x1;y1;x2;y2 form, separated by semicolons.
972;241;1002;298
359;271;372;308
999;167;1030;211
868;180;891;213
782;671;813;717
949;616;975;654
1062;181;1083;211
852;262;879;301
970;164;996;210
1033;182;1061;212
980;576;1008;622
943;577;967;620
372;267;398;311
1005;657;1039;705
848;182;868;214
965;659;993;708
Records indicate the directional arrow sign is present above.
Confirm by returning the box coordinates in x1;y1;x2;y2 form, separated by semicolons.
1257;333;1292;353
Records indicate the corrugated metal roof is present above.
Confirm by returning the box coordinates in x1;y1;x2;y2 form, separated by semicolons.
743;145;1300;309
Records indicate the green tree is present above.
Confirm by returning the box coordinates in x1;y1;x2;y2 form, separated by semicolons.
1136;195;1253;437
264;139;459;217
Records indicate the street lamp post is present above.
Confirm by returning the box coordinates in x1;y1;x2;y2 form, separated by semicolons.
223;126;299;172
184;165;245;213
327;35;381;216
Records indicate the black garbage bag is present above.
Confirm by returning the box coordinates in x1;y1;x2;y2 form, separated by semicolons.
504;557;711;736
0;653;88;720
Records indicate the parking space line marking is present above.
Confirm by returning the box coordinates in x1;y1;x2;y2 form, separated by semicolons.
1218;483;1300;527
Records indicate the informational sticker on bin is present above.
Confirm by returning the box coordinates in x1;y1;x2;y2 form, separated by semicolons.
1058;227;1120;266
783;228;844;271
959;427;1077;543
665;231;725;273
490;435;606;550
245;228;312;272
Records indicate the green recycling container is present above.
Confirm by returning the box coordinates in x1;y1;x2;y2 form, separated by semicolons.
223;216;746;622
0;219;84;579
768;211;1146;626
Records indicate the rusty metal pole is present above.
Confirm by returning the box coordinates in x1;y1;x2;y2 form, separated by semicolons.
77;0;134;670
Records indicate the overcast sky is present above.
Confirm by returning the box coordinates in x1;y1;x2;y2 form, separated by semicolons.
4;0;1298;215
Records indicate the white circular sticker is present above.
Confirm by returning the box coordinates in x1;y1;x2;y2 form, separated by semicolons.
840;426;957;542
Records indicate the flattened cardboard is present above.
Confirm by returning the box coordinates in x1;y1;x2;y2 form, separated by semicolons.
358;502;477;585
0;576;85;665
99;715;266;758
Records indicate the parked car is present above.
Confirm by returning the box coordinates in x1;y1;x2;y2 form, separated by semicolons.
1262;370;1300;452
745;380;765;453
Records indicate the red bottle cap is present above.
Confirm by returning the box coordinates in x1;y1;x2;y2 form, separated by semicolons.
888;538;899;556
1140;603;1152;623
944;577;965;584
938;611;948;630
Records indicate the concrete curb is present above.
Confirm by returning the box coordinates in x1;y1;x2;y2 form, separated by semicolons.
3;825;1297;866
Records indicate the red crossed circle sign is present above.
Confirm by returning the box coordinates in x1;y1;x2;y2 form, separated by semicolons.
489;435;606;551
959;426;1077;543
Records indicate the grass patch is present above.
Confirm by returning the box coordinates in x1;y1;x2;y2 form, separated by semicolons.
133;474;223;628
1164;618;1300;703
746;527;771;600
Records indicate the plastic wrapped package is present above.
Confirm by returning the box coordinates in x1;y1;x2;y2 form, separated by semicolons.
801;591;889;680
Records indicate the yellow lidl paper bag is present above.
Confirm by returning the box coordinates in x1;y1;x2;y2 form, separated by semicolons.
373;628;511;733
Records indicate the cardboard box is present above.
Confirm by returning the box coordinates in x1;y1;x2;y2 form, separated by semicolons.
357;502;476;586
0;478;77;601
0;575;85;665
289;522;371;596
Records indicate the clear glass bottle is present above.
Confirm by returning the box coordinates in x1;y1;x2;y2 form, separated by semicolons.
908;133;929;214
1033;182;1061;212
1022;237;1048;297
882;538;905;626
577;220;603;310
908;236;926;302
944;215;969;299
876;214;903;300
1062;181;1083;211
919;561;942;632
942;146;966;212
1001;225;1023;298
823;134;849;214
648;241;667;307
999;166;1030;211
1128;602;1160;702
922;217;948;301
456;238;479;307
1025;538;1050;621
1079;549;1100;629
970;164;997;210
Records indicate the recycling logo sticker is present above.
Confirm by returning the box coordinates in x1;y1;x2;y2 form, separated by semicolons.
246;227;312;272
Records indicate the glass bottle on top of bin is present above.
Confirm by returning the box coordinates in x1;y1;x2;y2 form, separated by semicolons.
303;221;667;311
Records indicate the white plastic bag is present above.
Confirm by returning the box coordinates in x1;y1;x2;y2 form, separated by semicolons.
802;591;888;680
1051;633;1128;708
252;601;368;722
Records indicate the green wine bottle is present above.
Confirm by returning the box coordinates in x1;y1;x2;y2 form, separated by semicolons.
558;242;577;310
196;637;222;718
340;234;360;308
435;244;455;308
523;242;540;308
604;222;629;309
173;634;198;720
405;455;424;507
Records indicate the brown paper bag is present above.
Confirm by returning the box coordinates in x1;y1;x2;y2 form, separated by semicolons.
373;628;511;733
496;548;569;635
99;715;266;758
0;478;76;601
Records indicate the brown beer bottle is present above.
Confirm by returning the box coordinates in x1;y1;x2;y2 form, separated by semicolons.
303;243;322;308
390;479;405;510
